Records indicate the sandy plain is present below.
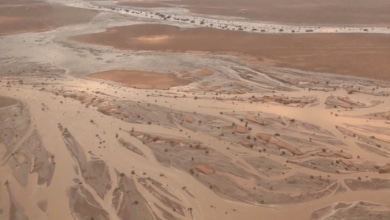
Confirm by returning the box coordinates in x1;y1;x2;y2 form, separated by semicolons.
89;70;192;89
0;0;390;220
73;24;390;81
119;0;390;25
0;0;97;35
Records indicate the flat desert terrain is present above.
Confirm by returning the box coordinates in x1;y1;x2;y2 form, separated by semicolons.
119;0;390;25
73;24;390;81
0;0;97;35
1;0;390;220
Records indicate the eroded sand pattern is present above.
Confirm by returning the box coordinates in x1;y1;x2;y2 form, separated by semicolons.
1;0;389;219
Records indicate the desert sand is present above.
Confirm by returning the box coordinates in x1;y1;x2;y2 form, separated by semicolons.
89;70;192;89
0;96;16;108
0;0;97;36
119;0;390;25
73;24;390;81
1;0;390;220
